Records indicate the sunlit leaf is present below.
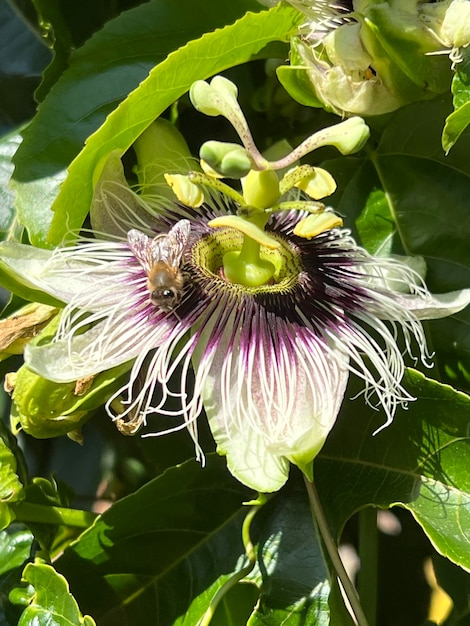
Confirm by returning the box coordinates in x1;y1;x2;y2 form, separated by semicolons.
18;561;96;625
12;0;273;247
317;370;470;571
442;49;470;153
46;3;303;245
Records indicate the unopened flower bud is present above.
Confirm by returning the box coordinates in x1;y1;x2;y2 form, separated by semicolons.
200;141;252;178
190;76;239;117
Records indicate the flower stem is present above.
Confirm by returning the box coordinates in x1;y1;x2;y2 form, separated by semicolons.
11;501;98;528
304;478;370;626
358;508;378;626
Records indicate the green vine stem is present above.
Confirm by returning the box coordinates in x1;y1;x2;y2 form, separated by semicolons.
11;501;98;528
197;498;265;626
304;478;370;626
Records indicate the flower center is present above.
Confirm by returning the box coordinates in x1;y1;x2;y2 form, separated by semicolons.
190;226;304;295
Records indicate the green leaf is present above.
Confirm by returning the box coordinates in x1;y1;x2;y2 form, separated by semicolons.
354;187;395;256
372;153;470;389
0;424;25;531
0;525;33;577
18;561;96;625
247;485;331;625
12;0;262;182
56;455;253;625
442;49;470;153
316;369;470;571
0;130;21;242
0;525;35;626
377;97;470;175
0;2;51;132
12;0;270;247
9;170;67;248
334;139;470;389
46;3;303;245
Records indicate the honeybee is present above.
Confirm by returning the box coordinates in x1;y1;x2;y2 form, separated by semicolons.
127;219;190;311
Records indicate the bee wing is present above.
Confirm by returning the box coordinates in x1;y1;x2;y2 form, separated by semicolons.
127;229;154;273
151;219;190;267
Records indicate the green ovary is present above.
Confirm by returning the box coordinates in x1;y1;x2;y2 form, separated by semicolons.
193;228;302;293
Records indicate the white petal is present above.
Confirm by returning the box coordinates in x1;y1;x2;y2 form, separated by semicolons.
25;310;176;382
195;311;349;492
394;288;470;320
0;240;137;306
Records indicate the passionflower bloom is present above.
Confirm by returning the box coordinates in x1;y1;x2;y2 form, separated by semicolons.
2;196;470;492
3;78;470;493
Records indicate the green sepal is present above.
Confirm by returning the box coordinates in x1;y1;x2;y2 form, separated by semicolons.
134;119;195;192
10;315;132;438
362;4;451;98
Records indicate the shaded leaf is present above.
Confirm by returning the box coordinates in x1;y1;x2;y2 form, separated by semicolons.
13;0;263;183
0;525;35;626
0;424;25;531
0;130;21;242
248;484;331;625
0;525;33;577
0;2;51;132
56;455;253;625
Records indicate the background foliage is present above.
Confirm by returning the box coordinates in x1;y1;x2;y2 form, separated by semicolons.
1;0;470;624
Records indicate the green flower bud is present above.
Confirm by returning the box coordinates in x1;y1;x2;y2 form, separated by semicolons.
280;0;454;116
190;76;239;117
241;169;280;209
199;141;252;178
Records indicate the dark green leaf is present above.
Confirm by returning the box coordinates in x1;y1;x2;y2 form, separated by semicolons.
0;130;21;242
248;484;331;625
0;2;51;132
0;524;35;626
13;0;264;184
0;423;25;530
334;140;470;390
56;455;253;625
317;369;470;571
372;153;470;389
0;525;33;577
